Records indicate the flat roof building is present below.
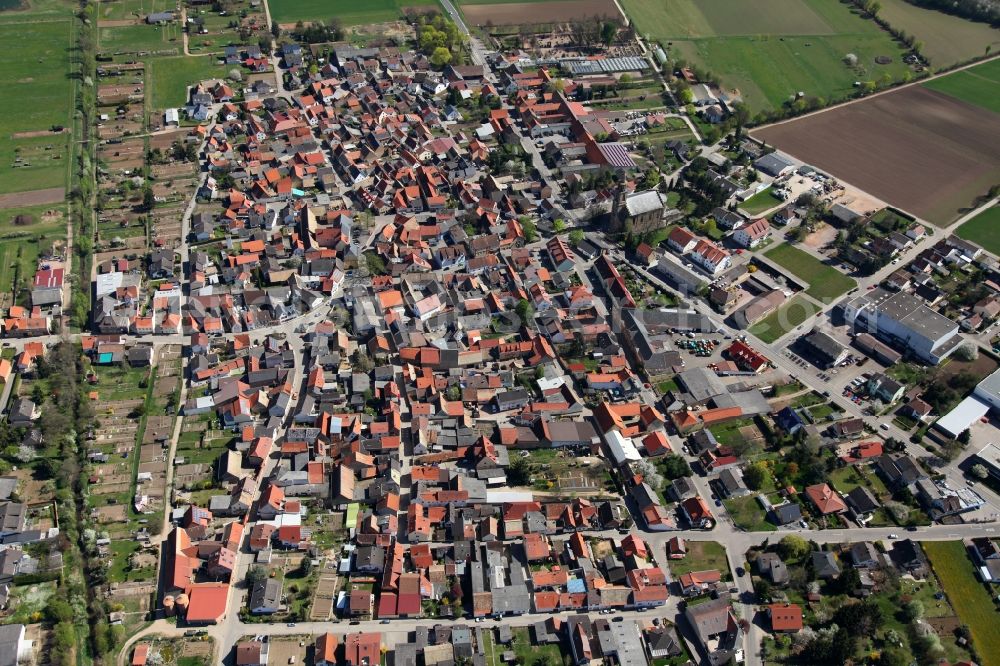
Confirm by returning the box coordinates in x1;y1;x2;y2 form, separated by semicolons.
842;289;961;364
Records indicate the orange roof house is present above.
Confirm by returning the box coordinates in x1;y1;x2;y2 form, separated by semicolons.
767;603;803;632
804;483;847;515
184;583;229;624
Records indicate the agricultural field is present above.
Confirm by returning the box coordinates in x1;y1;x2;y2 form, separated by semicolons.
461;0;620;26
956;205;1000;256
147;55;229;110
875;0;1000;69
0;18;75;199
620;0;912;112
269;0;437;27
753;83;1000;227
924;541;1000;666
764;243;856;301
923;57;1000;114
749;295;819;344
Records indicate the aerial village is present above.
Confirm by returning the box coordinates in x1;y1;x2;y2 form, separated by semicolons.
0;6;999;666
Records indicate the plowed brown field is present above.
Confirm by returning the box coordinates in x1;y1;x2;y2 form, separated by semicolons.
753;86;1000;226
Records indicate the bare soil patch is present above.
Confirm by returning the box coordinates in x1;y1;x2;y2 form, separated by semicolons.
10;128;69;139
463;0;620;26
753;86;1000;226
802;222;837;250
0;188;65;209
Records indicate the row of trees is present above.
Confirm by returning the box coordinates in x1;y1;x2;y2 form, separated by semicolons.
290;19;346;44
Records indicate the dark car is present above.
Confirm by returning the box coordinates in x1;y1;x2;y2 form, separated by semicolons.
735;567;745;577
612;616;624;622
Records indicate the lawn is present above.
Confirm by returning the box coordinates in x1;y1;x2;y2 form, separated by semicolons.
724;495;776;532
876;0;1000;68
740;187;783;215
511;627;569;666
0;19;75;196
923;58;1000;115
98;22;182;54
956;205;1000;256
765;243;856;301
668;540;731;577
621;0;912;111
828;464;889;497
924;541;1000;666
748;295;818;344
269;0;437;26
147;55;229;110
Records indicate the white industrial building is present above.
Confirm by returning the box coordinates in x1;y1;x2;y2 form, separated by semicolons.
935;367;1000;439
842;289;962;364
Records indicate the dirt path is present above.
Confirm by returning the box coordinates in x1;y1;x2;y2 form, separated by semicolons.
10;128;70;139
0;187;66;209
97;19;138;27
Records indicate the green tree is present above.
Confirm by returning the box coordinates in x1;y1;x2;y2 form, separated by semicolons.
777;534;810;561
568;229;585;246
744;462;769;490
553;219;566;232
246;565;268;589
515;298;534;325
659;454;691;480
430;46;452;68
601;21;617;45
520;218;538;242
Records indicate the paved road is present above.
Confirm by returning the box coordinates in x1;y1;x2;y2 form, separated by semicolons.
438;0;488;65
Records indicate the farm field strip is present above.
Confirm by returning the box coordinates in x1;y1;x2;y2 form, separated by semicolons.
956;205;1000;256
922;57;1000;114
268;0;438;27
0;18;75;198
875;0;1000;69
924;541;1000;666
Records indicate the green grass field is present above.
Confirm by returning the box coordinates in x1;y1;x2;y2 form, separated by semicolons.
0;19;75;196
923;58;1000;115
98;0;173;21
876;0;1000;68
668;540;731;577
724;496;776;532
0;0;74;22
956;205;1000;255
749;295;819;343
622;0;912;112
924;541;1000;666
269;0;438;26
97;22;182;54
740;187;783;215
147;55;228;110
765;243;856;301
